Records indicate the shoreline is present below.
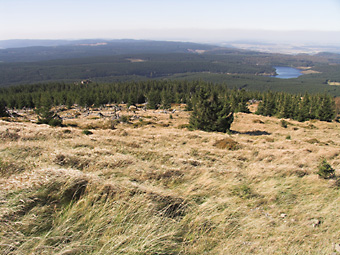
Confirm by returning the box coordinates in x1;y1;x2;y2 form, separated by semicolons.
297;66;321;75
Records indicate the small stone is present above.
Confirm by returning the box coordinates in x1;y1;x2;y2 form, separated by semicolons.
311;219;320;227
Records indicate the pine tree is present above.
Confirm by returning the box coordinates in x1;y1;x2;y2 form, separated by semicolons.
317;95;336;122
290;95;300;119
36;95;62;126
297;93;311;122
185;96;193;111
309;95;319;120
0;99;9;117
256;92;276;116
137;93;146;104
264;92;276;116
215;101;234;132
147;90;161;109
127;93;137;107
189;87;233;133
235;90;250;113
161;90;172;109
66;96;73;109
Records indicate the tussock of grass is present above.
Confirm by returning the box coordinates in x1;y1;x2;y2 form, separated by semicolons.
132;120;155;128
54;153;90;170
306;138;320;144
213;137;240;150
0;158;26;177
0;128;20;141
231;183;258;199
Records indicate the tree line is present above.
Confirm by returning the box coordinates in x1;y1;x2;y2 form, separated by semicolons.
256;91;336;122
0;81;256;111
0;80;336;125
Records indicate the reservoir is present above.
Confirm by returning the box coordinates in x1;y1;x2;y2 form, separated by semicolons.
273;66;303;79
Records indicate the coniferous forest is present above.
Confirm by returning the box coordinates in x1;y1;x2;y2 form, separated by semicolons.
0;40;339;125
0;80;336;122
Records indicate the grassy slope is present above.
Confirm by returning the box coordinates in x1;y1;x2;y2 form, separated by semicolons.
1;108;340;254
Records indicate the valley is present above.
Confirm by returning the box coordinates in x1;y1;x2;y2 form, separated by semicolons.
0;40;339;96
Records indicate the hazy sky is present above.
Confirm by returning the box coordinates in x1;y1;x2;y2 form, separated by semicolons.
1;0;340;43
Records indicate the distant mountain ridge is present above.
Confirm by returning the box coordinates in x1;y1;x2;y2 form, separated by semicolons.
0;39;113;49
0;39;223;62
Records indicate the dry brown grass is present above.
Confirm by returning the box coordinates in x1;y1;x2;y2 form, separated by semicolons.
1;109;340;254
213;137;240;150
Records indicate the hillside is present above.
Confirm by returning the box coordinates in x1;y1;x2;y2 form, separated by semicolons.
1;107;340;254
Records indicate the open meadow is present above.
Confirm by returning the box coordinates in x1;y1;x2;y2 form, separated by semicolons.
1;106;340;254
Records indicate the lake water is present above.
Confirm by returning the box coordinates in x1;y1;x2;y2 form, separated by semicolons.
274;66;303;79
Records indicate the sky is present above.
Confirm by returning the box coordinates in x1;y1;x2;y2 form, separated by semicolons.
1;0;340;43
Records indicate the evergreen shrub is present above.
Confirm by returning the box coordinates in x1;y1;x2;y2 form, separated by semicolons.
317;159;335;179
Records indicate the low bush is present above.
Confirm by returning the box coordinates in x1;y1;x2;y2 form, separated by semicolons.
120;115;130;123
317;159;335;179
48;118;63;127
280;120;288;128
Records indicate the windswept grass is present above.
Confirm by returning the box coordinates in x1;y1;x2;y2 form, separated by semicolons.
1;109;340;254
